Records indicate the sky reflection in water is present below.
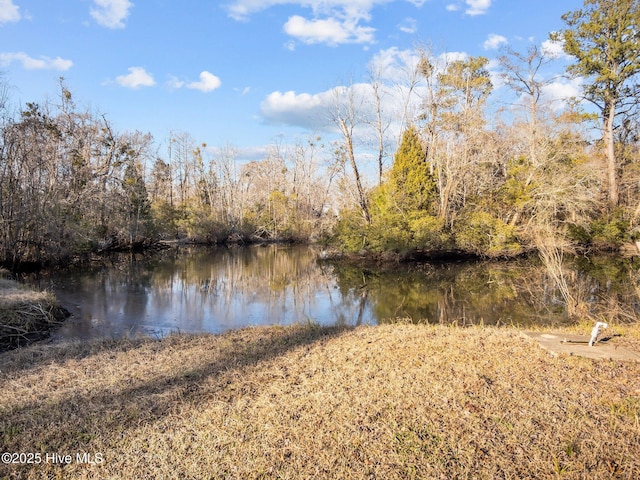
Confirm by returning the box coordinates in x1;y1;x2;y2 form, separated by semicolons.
31;245;640;342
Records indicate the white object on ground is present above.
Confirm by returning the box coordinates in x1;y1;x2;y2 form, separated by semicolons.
589;321;608;347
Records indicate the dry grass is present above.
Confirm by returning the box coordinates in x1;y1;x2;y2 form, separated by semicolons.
0;279;67;351
0;279;53;307
1;323;639;479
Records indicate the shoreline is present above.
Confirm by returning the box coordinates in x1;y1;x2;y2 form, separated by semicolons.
0;278;69;352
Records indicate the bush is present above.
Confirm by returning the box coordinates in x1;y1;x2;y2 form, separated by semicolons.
565;210;631;249
366;213;412;253
590;212;630;247
454;211;521;256
565;223;592;245
332;210;369;252
408;213;449;250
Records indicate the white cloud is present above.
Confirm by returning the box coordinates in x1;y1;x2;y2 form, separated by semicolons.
91;0;133;29
369;46;421;81
438;51;468;65
398;17;417;34
541;37;569;59
483;33;507;50
259;81;412;159
260;46;483;142
283;14;375;45
0;0;20;24
542;77;583;108
446;4;460;11
368;47;469;87
260;83;380;129
225;1;427;45
260;90;331;129
486;58;504;89
187;71;222;92
225;1;387;21
0;52;73;70
115;67;155;89
167;76;185;89
465;0;491;16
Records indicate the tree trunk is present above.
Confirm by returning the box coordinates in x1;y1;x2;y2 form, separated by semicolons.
604;101;618;205
339;119;370;224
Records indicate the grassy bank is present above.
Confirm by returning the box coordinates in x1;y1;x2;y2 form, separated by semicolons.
1;323;639;479
0;278;68;351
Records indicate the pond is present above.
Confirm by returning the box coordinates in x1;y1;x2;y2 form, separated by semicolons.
27;244;640;342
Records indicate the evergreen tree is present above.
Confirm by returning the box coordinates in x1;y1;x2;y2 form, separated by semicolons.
556;0;640;205
388;126;436;213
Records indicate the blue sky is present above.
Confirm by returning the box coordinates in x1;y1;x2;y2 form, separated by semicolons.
0;0;585;160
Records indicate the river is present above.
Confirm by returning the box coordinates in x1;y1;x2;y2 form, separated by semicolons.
27;244;640;342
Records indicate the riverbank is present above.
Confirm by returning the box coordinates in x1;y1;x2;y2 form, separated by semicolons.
1;323;639;479
0;277;69;352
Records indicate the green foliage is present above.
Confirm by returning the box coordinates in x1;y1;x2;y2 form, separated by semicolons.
408;212;450;250
333;209;369;252
565;210;631;247
388;127;436;213
367;214;412;253
168;203;232;243
590;210;630;246
565;223;592;245
334;196;450;254
558;0;640;101
438;56;493;115
121;160;152;240
499;156;535;210
243;190;310;241
332;127;446;255
365;184;410;252
454;210;522;257
151;201;180;239
557;0;640;205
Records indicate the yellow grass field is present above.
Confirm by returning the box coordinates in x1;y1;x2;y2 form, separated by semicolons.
1;323;639;479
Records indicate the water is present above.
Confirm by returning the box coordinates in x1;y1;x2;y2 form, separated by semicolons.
27;245;640;342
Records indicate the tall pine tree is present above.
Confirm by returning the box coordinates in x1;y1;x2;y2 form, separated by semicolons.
556;0;640;205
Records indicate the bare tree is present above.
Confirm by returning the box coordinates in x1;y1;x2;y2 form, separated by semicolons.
367;62;393;186
431;56;493;227
328;84;370;224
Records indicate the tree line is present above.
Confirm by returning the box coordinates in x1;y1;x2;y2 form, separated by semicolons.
0;0;639;270
0;80;339;270
335;0;640;258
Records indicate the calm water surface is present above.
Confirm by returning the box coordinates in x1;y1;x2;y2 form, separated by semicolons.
28;245;640;342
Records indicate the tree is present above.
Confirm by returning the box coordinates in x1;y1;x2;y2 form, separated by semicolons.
432;56;493;227
121;156;151;244
329;84;371;224
556;0;640;205
364;125;444;253
498;45;553;168
387;126;435;213
497;45;562;226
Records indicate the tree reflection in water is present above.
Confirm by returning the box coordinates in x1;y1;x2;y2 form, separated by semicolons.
30;246;640;342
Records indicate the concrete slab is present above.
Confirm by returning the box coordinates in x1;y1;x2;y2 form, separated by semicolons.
522;331;640;362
